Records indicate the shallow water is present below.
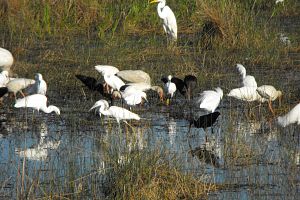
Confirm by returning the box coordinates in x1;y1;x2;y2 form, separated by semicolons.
0;17;300;199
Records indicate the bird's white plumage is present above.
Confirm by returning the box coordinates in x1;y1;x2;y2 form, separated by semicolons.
90;99;140;124
123;91;147;106
0;70;9;87
151;0;177;41
14;94;60;115
198;87;223;113
95;65;119;76
116;70;151;84
104;74;125;91
227;86;264;102
26;73;47;95
236;64;257;87
0;47;14;71
89;99;110;111
277;103;300;127
256;85;282;101
164;75;176;98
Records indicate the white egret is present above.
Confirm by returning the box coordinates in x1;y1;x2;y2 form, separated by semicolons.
25;73;47;95
256;85;282;115
0;47;13;72
162;75;176;105
197;87;223;113
236;64;257;87
150;0;177;42
0;70;9;87
277;103;300;127
6;78;35;98
89;99;140;124
14;94;60;115
116;70;151;84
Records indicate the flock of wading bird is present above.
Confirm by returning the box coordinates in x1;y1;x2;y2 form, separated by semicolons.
0;0;299;131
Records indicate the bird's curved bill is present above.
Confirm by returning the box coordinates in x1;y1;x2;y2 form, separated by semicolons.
150;0;159;4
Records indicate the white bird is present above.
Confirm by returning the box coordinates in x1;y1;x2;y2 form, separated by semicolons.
6;78;35;98
89;99;140;124
197;87;223;113
95;65;119;76
25;73;47;95
279;33;291;46
14;94;60;115
112;83;164;102
0;70;9;87
276;0;284;4
116;70;151;84
150;0;177;42
256;85;282;115
236;64;257;87
0;47;14;72
104;73;125;92
119;85;148;106
277;103;300;127
227;87;263;102
164;75;176;105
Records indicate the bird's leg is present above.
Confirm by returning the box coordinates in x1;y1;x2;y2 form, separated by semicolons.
124;120;135;133
80;87;86;100
268;100;275;116
19;90;26;98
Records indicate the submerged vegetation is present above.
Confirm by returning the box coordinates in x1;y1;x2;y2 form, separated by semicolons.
0;0;299;199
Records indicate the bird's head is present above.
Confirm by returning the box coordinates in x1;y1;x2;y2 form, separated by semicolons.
150;0;165;4
35;73;43;81
167;75;172;81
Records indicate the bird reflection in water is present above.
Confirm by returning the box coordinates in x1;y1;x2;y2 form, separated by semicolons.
15;122;60;161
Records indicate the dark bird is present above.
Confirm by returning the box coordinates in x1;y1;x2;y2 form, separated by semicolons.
75;74;104;95
0;87;8;98
190;111;220;129
161;74;197;100
184;75;197;100
188;111;220;143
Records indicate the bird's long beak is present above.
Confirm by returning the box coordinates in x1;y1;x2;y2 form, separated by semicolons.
150;0;159;4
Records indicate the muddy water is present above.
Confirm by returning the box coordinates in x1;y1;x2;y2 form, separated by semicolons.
0;20;300;199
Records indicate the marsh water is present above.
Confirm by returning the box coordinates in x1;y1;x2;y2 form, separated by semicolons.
0;18;300;199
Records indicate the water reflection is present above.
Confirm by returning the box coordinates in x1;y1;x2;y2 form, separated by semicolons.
15;122;60;161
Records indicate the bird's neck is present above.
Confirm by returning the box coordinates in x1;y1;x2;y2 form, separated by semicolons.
157;2;167;19
99;107;111;116
40;105;59;115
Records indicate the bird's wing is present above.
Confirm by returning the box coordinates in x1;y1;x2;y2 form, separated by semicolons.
76;74;104;94
171;77;186;95
95;65;119;76
107;75;125;90
14;94;46;109
0;87;8;98
109;106;140;121
116;70;151;84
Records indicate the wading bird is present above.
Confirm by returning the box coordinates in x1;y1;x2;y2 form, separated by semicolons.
0;47;13;72
161;74;197;100
6;78;35;98
89;99;140;124
256;85;282;116
75;74;104;95
277;103;300;127
188;112;221;143
14;94;61;115
25;73;47;95
227;86;262;102
162;75;176;105
150;0;177;42
197;87;223;113
119;85;148;107
236;64;257;87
